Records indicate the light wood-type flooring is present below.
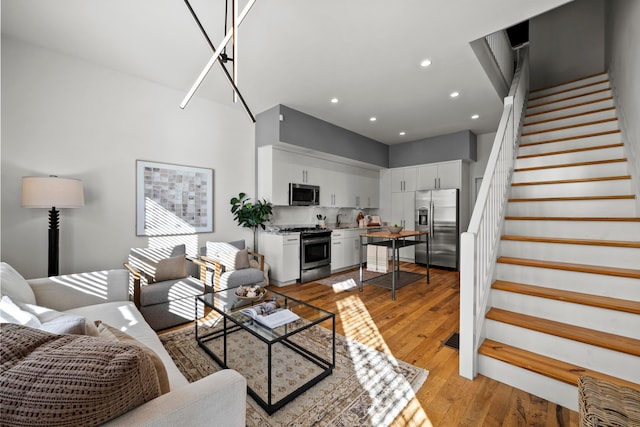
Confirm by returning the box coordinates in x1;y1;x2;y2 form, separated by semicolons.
270;263;580;426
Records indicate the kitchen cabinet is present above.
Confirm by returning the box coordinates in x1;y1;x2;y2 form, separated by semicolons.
417;160;461;190
391;167;416;193
258;232;300;286
331;229;366;272
390;191;415;261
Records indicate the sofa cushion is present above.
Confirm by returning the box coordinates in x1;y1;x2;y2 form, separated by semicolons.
222;268;265;288
0;262;36;304
0;295;41;328
15;299;87;335
96;321;170;394
0;323;162;426
139;276;204;307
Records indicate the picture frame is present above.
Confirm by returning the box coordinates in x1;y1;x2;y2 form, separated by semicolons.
136;160;214;236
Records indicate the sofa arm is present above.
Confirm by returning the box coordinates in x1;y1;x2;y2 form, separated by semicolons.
103;369;247;427
27;269;130;311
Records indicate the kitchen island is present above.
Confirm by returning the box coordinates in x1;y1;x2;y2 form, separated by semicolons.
358;230;429;300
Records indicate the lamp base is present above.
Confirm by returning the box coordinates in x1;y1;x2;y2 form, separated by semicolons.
48;207;60;277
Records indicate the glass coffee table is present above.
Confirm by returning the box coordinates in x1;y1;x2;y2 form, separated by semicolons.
196;288;335;415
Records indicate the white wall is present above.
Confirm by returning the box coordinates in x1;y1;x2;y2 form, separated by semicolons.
1;37;256;278
529;0;605;90
606;0;640;214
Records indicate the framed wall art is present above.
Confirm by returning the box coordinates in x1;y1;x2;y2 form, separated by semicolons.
136;160;214;236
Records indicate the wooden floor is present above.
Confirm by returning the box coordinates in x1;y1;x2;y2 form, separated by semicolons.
271;263;580;427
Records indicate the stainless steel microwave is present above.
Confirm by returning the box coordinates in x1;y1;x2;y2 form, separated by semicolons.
289;183;320;206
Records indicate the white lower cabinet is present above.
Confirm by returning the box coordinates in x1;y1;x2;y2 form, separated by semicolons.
259;232;300;286
331;229;371;273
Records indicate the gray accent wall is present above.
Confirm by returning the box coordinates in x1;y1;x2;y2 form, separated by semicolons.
389;130;477;168
529;0;605;90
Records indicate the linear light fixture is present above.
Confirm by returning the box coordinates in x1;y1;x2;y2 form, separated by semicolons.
180;0;257;121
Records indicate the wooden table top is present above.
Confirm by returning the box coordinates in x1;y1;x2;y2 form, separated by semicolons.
360;230;428;239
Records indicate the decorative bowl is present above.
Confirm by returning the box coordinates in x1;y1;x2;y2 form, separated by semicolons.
387;226;404;234
235;285;267;302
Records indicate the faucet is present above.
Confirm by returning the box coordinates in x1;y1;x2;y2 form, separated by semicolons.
336;214;342;227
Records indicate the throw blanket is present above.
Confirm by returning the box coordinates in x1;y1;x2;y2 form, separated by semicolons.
0;323;161;426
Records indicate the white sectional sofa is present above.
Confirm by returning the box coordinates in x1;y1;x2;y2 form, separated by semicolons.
0;262;246;426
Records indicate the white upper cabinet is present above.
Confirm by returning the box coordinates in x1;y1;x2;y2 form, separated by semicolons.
391;167;417;192
416;160;461;189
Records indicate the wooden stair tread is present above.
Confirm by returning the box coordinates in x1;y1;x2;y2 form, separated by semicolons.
526;88;611;110
512;176;630;186
479;339;640;391
523;107;616;127
491;281;640;315
509;195;635;202
525;97;614;119
517;143;624;159
505;216;640;222
501;234;640;248
529;72;609;94
497;256;640;279
486;308;640;355
528;79;610;102
520;118;618;137
513;158;627;172
518;130;621;148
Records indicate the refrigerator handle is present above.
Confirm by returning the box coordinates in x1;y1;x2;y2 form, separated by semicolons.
430;201;435;236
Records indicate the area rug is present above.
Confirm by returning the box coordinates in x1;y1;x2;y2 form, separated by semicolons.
160;323;428;426
316;268;384;290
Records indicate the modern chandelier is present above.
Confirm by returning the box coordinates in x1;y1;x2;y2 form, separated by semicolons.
180;0;257;122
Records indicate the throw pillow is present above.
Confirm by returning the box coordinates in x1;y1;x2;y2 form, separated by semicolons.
15;300;87;335
234;248;250;270
151;254;187;283
0;262;37;304
0;295;41;328
95;321;170;394
129;245;188;283
0;323;161;426
206;241;250;270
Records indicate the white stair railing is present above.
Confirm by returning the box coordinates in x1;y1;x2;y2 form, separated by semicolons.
459;46;529;379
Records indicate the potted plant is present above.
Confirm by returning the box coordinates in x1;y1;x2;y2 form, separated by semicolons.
230;192;273;252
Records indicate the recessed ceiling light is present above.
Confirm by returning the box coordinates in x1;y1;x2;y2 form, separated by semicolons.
450;91;460;98
420;59;432;68
331;97;339;104
471;114;479;119
399;131;406;136
369;117;377;122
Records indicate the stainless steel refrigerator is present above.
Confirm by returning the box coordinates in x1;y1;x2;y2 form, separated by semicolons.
415;189;459;270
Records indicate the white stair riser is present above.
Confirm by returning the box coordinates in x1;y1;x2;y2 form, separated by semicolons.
507;199;636;217
510;179;632;199
515;146;625;169
531;74;609;98
520;121;619;145
524;99;615;124
478;355;579;411
522;109;617;134
485;320;640;383
495;263;640;300
499;240;640;270
513;162;628;182
504;220;640;241
526;90;613;115
491;290;640;339
528;82;611;107
518;133;622;156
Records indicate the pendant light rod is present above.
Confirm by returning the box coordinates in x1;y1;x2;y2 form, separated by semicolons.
182;0;255;121
180;0;257;114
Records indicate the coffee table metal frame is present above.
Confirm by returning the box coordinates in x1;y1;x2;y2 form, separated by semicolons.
195;289;335;415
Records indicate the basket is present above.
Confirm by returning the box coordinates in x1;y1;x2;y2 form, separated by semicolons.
234;286;266;302
578;375;640;427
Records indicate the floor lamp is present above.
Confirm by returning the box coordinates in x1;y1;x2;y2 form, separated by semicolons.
21;176;84;276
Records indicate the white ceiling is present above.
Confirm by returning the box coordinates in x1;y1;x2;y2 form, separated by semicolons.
1;0;572;144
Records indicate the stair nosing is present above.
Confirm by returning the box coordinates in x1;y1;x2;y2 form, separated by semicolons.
528;79;610;102
491;281;640;315
529;72;609;94
527;88;611;110
520;118;618;137
486;307;640;355
504;216;640;222
508;195;634;202
513;157;627;172
479;339;640;391
501;234;640;249
525;97;614;119
517;143;624;159
523;107;616;128
519;130;621;148
497;256;640;279
511;175;631;186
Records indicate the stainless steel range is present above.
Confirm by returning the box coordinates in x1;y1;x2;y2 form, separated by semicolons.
279;227;332;283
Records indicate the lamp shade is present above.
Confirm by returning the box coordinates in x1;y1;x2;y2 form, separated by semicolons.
22;176;84;208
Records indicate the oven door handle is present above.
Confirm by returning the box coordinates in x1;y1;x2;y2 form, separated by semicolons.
302;236;331;244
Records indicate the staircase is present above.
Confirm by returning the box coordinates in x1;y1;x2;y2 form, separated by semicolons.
476;72;640;411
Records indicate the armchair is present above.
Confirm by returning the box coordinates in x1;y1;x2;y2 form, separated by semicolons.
124;244;210;331
199;240;267;292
